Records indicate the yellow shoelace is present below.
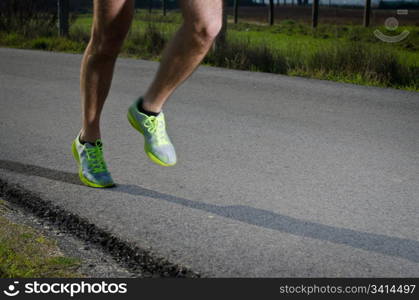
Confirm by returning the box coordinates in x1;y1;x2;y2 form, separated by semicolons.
143;116;169;145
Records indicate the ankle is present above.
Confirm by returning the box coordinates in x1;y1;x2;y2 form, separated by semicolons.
80;129;101;144
141;96;162;114
138;97;161;116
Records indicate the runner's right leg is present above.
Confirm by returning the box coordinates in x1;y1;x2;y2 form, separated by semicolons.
74;0;134;188
127;0;223;167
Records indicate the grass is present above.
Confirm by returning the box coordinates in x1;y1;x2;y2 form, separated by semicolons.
0;9;418;91
0;32;85;53
0;199;82;278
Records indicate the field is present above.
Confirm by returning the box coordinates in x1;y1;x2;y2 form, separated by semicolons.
228;6;419;26
0;7;418;91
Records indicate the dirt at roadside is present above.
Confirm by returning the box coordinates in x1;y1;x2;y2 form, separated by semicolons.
0;198;137;278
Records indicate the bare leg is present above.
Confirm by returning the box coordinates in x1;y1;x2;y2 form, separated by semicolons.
142;0;223;113
80;0;134;142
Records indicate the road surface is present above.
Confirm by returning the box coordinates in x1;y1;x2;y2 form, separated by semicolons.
1;48;418;277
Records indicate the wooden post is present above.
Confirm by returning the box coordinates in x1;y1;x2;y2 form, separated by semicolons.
312;0;319;28
214;0;227;50
269;0;274;26
58;0;69;37
162;0;167;16
234;0;239;24
148;0;152;13
364;0;371;27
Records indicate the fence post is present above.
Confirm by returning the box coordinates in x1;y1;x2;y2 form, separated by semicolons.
162;0;167;16
269;0;274;26
234;0;239;24
58;0;69;37
149;0;152;13
312;0;319;28
364;0;371;27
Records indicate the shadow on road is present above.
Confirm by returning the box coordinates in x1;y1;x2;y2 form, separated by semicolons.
0;159;82;185
1;159;419;264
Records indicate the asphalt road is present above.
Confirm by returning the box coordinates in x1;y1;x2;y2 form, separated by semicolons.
1;48;418;277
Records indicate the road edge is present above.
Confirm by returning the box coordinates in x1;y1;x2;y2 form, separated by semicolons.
0;177;200;278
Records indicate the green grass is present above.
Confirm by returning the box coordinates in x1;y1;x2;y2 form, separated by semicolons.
0;32;85;53
1;10;418;91
227;18;419;67
0;199;82;278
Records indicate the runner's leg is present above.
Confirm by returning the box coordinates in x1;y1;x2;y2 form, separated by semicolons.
80;0;134;142
141;0;223;113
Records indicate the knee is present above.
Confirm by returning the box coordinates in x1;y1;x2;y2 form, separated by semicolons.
187;19;222;47
89;30;127;58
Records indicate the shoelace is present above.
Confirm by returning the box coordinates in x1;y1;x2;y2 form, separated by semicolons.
143;116;169;145
85;141;107;174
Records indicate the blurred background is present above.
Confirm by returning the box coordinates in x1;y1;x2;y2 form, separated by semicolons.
0;0;418;90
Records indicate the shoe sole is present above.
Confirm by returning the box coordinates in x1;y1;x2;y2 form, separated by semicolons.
72;141;115;188
127;110;176;167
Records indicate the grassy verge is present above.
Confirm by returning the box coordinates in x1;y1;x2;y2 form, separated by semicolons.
0;10;418;91
0;199;82;278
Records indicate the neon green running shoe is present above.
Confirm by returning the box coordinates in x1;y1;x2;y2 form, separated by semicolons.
72;134;115;188
127;98;177;167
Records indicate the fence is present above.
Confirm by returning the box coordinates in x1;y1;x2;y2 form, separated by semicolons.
232;0;373;28
56;0;417;37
